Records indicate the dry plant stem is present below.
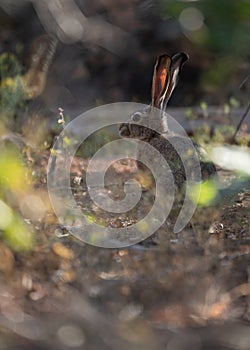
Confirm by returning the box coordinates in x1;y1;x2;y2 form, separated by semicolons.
239;73;250;89
231;101;250;142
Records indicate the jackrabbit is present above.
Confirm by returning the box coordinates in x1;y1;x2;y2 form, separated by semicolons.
119;53;217;190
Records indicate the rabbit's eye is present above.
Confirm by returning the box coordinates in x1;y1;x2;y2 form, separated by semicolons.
131;112;141;123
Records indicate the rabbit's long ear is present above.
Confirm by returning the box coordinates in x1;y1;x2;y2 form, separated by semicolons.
161;52;189;110
151;53;188;110
151;54;172;109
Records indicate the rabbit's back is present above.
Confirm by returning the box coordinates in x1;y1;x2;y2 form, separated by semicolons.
137;133;217;188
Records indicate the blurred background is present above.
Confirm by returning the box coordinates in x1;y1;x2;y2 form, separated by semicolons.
0;0;249;119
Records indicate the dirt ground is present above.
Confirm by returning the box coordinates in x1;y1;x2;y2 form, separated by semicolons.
0;123;249;349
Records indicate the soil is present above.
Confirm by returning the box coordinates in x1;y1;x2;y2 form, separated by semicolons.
0;123;249;350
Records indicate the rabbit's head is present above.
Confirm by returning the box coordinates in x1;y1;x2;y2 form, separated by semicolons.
119;52;188;140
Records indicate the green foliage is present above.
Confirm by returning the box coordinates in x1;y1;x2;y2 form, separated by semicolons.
0;52;24;118
185;107;197;121
0;202;34;251
190;179;218;207
185;98;247;147
201;57;236;88
0;148;34;252
159;0;250;93
159;0;250;56
199;0;250;56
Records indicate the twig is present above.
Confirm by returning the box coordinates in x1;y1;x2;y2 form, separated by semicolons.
239;73;250;89
231;101;250;142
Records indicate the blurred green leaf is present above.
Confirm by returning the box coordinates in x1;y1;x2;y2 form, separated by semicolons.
190;179;218;206
0;149;29;191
